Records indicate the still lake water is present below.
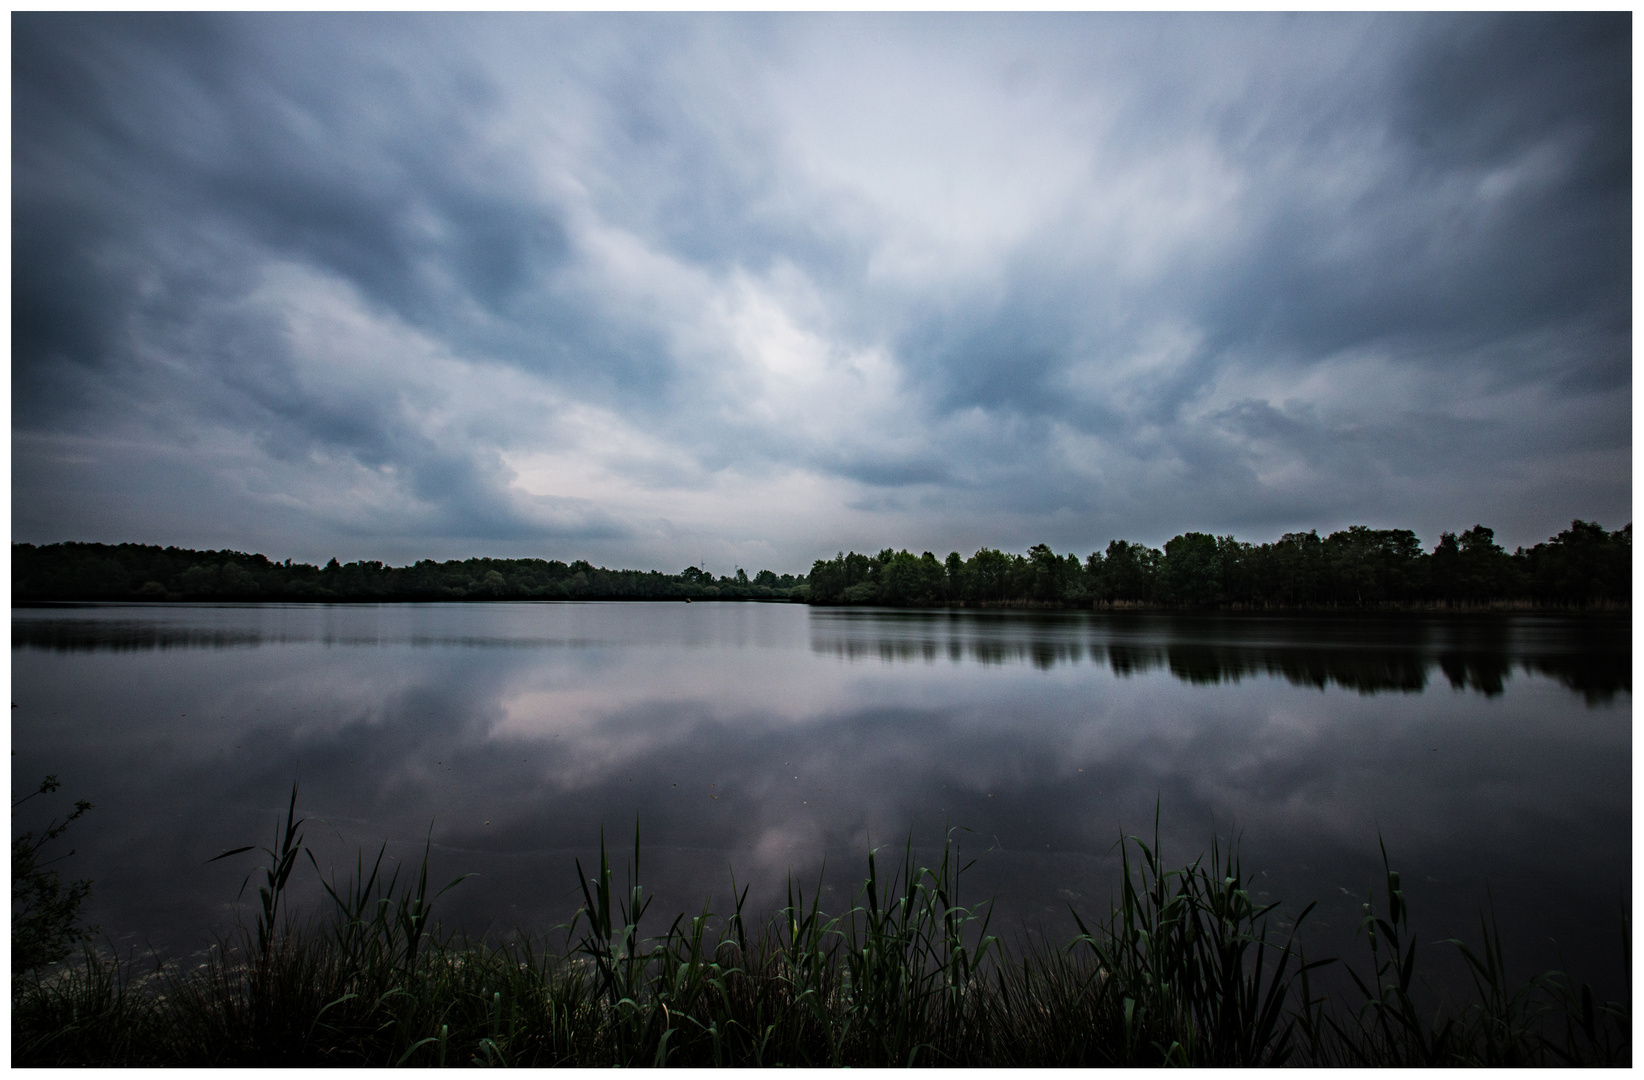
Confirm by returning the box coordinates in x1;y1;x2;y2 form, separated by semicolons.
11;601;1632;997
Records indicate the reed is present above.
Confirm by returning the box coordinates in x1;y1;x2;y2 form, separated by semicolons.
12;794;1630;1067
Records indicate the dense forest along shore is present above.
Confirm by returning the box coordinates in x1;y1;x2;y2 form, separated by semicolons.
12;519;1628;609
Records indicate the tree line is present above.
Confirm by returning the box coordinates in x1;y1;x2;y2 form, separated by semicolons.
12;519;1628;608
805;521;1630;609
11;543;805;603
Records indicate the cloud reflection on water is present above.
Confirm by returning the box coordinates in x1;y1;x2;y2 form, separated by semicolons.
18;603;1630;701
9;602;1630;1003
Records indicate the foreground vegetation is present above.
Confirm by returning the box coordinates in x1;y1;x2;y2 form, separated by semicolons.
14;792;1629;1067
12;777;96;973
14;517;1627;609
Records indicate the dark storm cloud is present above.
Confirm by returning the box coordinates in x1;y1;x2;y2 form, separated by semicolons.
12;13;1630;566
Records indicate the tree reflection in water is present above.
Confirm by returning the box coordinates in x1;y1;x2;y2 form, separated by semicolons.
808;609;1628;701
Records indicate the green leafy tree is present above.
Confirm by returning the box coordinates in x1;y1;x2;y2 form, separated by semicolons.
1455;525;1517;602
944;552;965;601
1320;526;1427;605
1099;540;1159;603
1522;520;1630;606
1159;532;1222;607
1264;531;1325;606
1216;535;1254;605
1083;549;1105;597
1429;531;1462;602
967;548;1014;602
1026;544;1066;602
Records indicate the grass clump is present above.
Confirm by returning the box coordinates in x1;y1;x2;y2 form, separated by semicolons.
12;792;1630;1067
12;776;96;976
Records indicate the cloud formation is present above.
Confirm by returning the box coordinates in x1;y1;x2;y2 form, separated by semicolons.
13;13;1630;570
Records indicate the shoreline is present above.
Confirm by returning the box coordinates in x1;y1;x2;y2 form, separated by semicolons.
13;596;1630;614
15;820;1631;1067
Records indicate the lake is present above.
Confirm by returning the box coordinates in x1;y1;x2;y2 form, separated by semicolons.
11;601;1631;1000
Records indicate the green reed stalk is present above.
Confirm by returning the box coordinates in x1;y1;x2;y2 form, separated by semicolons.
12;791;1631;1067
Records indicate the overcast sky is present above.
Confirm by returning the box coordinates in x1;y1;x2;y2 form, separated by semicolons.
13;13;1631;572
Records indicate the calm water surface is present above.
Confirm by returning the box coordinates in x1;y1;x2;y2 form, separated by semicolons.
11;602;1631;997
